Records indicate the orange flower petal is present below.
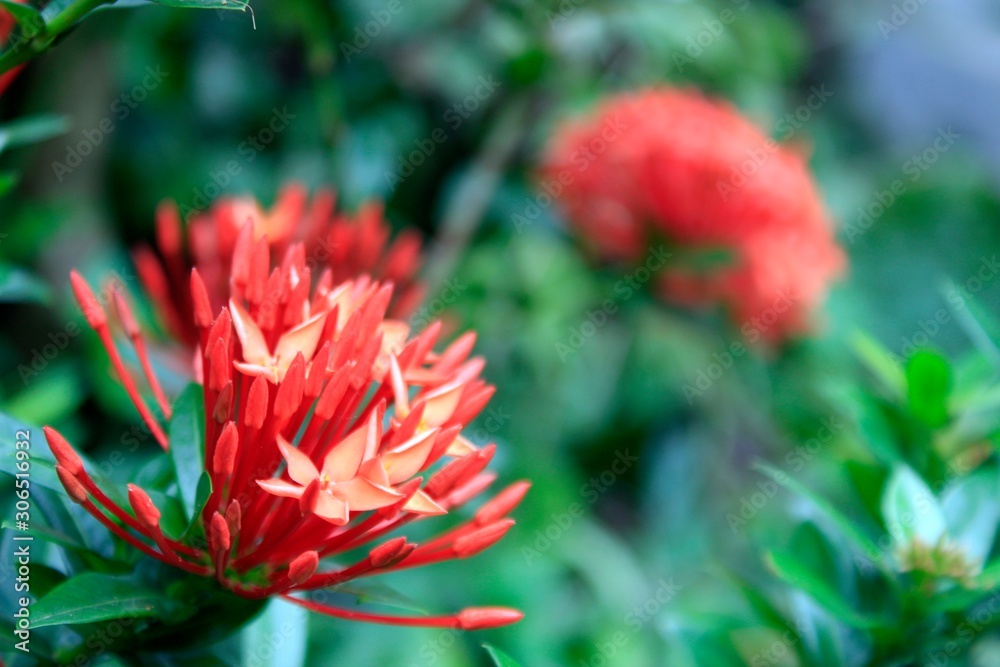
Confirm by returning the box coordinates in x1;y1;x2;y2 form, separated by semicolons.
403;490;447;516
256;478;305;498
333;477;402;511
383;429;438;485
313;492;349;525
275;310;327;368
417;380;464;427
322;412;376;483
229;299;271;366
277;436;320;486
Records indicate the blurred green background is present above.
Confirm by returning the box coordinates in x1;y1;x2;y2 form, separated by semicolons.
3;0;1000;665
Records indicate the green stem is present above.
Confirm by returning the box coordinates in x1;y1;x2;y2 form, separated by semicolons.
0;0;114;76
422;94;534;298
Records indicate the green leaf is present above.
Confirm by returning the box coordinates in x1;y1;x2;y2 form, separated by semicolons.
187;472;212;532
483;644;522;667
2;519;89;553
0;262;50;303
765;551;886;629
906;350;952;428
144;0;250;11
0;413;65;492
327;580;426;613
941;468;1000;566
754;463;886;573
0;0;42;28
881;465;946;548
851;331;904;395
168;384;205;522
146;489;189;542
31;573;187;627
241;598;308;667
0;171;17;197
4;364;84;424
0;114;70;155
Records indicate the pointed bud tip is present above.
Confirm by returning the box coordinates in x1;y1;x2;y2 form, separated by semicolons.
112;290;140;338
69;271;107;329
475;481;531;526
190;269;214;328
225;499;243;534
44;426;84;475
288;551;320;584
213;423;240;478
456;607;523;630
210;512;231;552
369;536;411;568
453;519;515;558
127;484;161;529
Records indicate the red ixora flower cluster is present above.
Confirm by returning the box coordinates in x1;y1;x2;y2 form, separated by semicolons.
44;220;526;630
135;183;424;350
541;87;845;342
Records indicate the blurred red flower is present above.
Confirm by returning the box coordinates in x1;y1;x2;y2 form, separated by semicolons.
0;1;26;97
135;183;425;349
541;88;845;342
45;231;525;630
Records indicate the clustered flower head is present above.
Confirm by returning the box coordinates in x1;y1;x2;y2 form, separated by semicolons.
541;87;845;341
135;183;424;349
45;211;526;630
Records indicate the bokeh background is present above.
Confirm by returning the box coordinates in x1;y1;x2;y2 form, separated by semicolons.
3;0;1000;665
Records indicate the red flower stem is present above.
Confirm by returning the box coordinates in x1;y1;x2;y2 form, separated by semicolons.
81;500;209;575
280;594;459;628
127;332;172;419
94;326;168;448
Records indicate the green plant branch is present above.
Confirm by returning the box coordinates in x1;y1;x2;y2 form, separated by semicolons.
422;94;535;297
0;0;114;76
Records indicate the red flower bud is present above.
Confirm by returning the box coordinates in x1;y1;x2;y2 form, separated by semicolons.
288;551;319;584
127;484;161;530
456;607;524;630
44;426;84;475
56;465;88;504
